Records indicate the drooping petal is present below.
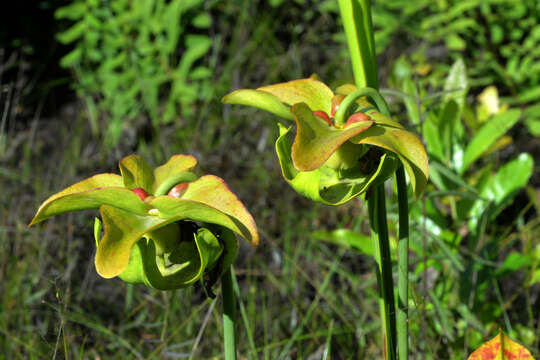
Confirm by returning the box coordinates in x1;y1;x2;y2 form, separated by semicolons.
150;189;258;246
222;89;294;121
119;154;155;192
29;174;151;225
95;205;170;278
351;125;429;198
290;103;372;171
258;78;334;114
152;155;199;195
276;124;398;205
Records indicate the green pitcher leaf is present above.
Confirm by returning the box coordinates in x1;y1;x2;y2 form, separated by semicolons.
258;78;334;114
351;125;429;198
30;182;151;226
291;102;373;171
118;237;146;284
150;195;257;245
95;205;169;278
461;109;521;173
152;154;198;194
119;154;155;192
176;175;258;245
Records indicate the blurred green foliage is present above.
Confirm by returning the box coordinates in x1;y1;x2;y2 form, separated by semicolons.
55;0;214;146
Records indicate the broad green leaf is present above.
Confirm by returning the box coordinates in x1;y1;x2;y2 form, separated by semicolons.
290;103;372;171
222;89;294;121
152;154;198;194
351;125;429;198
179;175;258;245
258;78;334;114
30;175;151;225
468;331;534;360
119;154;155;192
469;153;533;229
95;205;168;278
462;109;521;173
150;194;257;246
495;252;531;276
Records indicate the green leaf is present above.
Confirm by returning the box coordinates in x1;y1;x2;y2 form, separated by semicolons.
351;125;429;198
257;77;334;114
469;153;533;229
290;102;372;171
119;155;155;192
222;89;294;121
443;58;468;111
30;175;151;226
462;109;521;172
495;252;531;276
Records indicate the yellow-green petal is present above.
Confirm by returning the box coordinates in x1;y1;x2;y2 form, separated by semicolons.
351;125;429;198
152;154;198;194
258;78;334;114
222;89;294;121
119;154;155;192
290;102;372;171
29;174;152;226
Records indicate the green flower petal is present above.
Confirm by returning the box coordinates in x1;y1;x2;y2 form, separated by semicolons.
222;89;294;121
290;103;372;171
275;124;398;205
351;125;429;198
152;154;198;194
258;78;334;114
150;191;258;246
29;174;150;226
119;154;155;192
95;205;169;278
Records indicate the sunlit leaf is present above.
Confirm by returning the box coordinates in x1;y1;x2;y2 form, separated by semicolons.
462;109;521;173
119;154;155;192
467;331;534;360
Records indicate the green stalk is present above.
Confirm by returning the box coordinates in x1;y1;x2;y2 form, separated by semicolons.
396;165;409;360
369;185;397;360
339;1;401;359
337;0;378;89
222;267;237;360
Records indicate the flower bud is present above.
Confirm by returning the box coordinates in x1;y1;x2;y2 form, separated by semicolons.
132;188;149;201
313;111;333;126
346;112;371;127
331;94;346;117
168;183;189;198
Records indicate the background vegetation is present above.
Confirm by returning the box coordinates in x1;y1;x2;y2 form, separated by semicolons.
1;0;538;358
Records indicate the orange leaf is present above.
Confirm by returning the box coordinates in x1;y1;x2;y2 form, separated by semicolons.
468;331;534;360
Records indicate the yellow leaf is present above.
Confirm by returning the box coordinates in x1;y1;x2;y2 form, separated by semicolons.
468;331;534;360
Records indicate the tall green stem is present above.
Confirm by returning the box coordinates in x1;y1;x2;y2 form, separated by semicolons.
396;166;409;360
222;267;237;360
338;1;402;359
337;0;378;89
369;186;397;360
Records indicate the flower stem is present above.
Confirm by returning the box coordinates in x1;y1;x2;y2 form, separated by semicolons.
222;267;237;360
337;0;378;89
369;185;397;360
396;165;409;360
